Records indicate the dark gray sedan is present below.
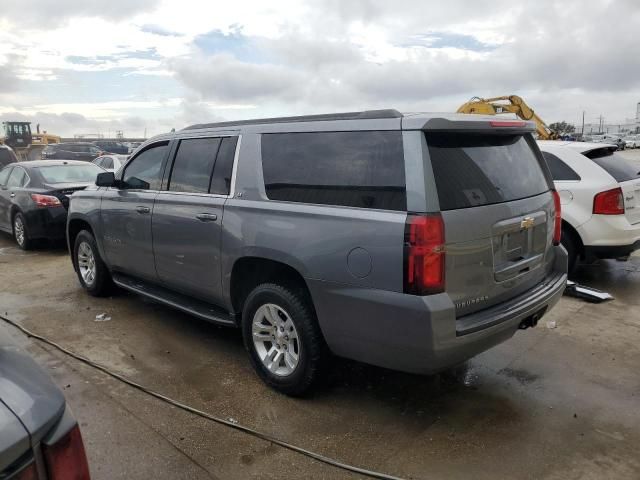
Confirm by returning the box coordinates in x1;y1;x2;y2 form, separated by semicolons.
0;325;90;479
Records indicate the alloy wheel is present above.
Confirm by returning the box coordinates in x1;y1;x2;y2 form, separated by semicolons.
77;241;97;286
252;303;301;377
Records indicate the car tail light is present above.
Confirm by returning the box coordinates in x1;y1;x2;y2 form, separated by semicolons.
14;463;38;480
552;190;562;246
42;425;90;480
404;214;445;295
593;188;624;215
490;120;527;128
31;194;62;207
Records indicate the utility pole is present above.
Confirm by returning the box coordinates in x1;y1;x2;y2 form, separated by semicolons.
581;111;585;135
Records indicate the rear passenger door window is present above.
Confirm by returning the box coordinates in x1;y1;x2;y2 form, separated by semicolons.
122;142;169;190
168;138;221;193
210;137;237;195
542;152;581;181
261;131;406;211
6;167;27;188
0;167;12;186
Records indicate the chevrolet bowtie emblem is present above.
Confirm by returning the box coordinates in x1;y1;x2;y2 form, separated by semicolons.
521;216;535;230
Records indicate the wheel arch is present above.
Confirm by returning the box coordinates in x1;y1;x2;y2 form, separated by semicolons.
229;256;315;324
562;219;584;258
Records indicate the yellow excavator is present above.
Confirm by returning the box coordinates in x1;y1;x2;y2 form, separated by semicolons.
457;95;559;140
0;121;61;161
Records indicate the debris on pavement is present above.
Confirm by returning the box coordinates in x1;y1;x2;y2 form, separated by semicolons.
564;281;613;303
546;320;557;329
94;313;112;322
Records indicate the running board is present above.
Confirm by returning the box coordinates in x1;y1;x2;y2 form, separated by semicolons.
564;280;613;303
112;273;236;326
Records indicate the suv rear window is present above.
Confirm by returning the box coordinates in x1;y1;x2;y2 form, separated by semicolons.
426;133;550;211
587;151;639;183
261;131;406;211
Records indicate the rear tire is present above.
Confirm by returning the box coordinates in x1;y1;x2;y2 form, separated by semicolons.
242;283;328;396
13;212;33;250
73;230;113;296
561;226;579;275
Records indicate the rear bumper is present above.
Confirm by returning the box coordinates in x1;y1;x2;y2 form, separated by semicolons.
577;215;640;250
309;245;567;375
584;240;640;260
24;207;67;240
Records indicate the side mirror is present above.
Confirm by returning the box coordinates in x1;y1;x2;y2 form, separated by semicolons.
96;171;116;187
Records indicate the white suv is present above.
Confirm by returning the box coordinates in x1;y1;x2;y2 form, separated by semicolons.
538;141;640;272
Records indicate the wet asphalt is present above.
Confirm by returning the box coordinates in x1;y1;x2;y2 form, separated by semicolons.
1;149;639;479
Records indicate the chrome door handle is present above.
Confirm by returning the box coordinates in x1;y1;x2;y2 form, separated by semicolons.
136;206;151;214
195;213;218;222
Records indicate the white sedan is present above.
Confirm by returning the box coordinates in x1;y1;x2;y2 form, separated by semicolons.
538;141;640;272
92;154;128;172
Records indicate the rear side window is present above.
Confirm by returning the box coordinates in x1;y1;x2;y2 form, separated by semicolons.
542;151;581;181
261;131;406;211
426;133;550;211
102;157;114;169
0;167;11;185
589;152;639;182
169;137;221;193
6;167;27;188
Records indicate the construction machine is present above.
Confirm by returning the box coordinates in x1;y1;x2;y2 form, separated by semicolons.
0;121;61;161
456;95;559;140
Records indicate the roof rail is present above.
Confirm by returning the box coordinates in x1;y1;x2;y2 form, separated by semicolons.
182;109;403;131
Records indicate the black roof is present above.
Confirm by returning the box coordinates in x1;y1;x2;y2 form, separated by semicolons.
183;109;403;131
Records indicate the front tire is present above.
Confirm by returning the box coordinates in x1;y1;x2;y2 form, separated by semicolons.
242;283;328;396
13;212;33;250
73;230;113;296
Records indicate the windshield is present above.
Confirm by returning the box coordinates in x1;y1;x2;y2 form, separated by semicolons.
36;164;102;183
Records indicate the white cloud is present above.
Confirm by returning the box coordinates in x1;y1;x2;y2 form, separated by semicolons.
1;0;640;137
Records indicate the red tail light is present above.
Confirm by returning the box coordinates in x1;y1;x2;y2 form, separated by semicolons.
490;120;527;128
14;463;38;480
593;187;624;215
552;190;562;246
31;194;62;207
42;425;91;480
404;214;445;295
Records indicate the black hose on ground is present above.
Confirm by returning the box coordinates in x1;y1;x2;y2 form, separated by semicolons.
0;314;409;480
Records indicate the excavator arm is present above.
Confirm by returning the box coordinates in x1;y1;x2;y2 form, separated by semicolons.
457;95;558;140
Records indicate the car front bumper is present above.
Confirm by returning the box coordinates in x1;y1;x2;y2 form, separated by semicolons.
308;246;568;375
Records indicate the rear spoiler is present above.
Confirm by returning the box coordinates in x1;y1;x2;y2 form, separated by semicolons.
404;116;537;134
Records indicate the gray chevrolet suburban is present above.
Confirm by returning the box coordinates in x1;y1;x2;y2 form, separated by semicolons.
67;110;567;395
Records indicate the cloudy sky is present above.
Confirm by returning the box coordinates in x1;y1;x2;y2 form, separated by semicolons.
1;0;638;137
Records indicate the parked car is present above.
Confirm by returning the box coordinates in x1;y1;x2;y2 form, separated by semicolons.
622;135;639;149
41;143;103;161
0;324;90;479
67;110;567;395
0;144;17;168
92;141;129;155
538;141;640;272
591;134;626;150
92;154;128;172
124;142;142;154
0;160;103;249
